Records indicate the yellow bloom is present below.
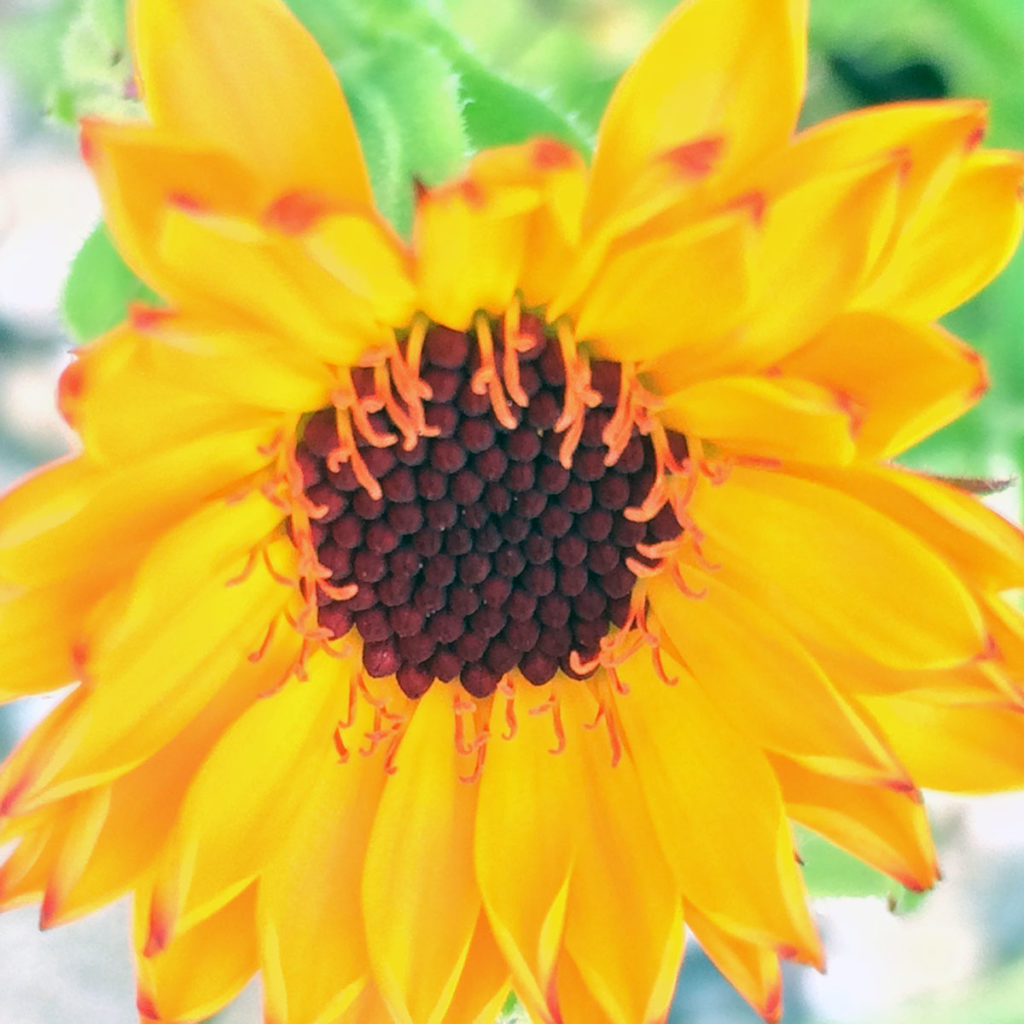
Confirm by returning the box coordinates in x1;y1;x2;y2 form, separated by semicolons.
3;0;1024;1021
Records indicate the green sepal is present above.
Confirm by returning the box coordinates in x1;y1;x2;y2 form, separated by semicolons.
61;224;160;343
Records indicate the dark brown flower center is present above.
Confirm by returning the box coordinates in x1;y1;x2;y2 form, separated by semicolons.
294;318;684;699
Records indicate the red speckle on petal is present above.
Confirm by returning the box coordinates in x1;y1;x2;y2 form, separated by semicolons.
169;192;204;213
729;190;766;227
662;136;726;179
129;303;173;332
459;178;486;208
532;138;575;170
265;192;331;234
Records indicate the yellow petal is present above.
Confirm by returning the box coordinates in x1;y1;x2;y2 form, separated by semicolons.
985;595;1024;678
859;694;1024;793
129;310;334;413
562;683;684;1024
135;884;259;1024
414;180;534;329
692;465;986;669
0;427;276;588
304;212;417;327
0;786;108;925
686;903;783;1023
758;99;987;224
475;681;587;1022
363;684;480;1024
856;149;1024;320
555;950;617;1024
17;500;293;807
585;0;806;229
0;688;87;819
146;651;352;948
131;0;371;206
80;118;259;298
0;825;50;912
789;462;1024;592
467;140;587;310
157;207;388;364
660;375;856;464
41;620;304;929
778;313;987;459
63;325;280;465
440;915;510;1024
568;204;756;363
734;155;904;373
649;570;906;785
772;756;938;892
614;654;821;964
0;577;97;702
815;647;1019;708
259;690;381;1024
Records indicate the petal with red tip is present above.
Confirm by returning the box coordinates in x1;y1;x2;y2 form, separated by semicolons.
131;0;371;206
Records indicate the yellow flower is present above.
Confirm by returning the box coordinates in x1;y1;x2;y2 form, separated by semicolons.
3;0;1024;1021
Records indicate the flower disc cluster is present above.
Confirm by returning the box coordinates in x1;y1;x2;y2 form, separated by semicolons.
2;0;1024;1023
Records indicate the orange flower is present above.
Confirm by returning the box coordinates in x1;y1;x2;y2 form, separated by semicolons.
3;0;1024;1021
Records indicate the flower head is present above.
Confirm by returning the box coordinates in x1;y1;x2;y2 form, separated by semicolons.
3;0;1024;1021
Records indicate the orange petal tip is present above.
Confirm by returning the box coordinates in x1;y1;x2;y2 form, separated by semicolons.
760;979;783;1023
144;906;172;958
136;991;160;1021
0;775;31;817
39;885;61;930
56;360;84;427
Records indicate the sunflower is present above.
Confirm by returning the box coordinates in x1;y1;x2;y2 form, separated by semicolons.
2;0;1024;1021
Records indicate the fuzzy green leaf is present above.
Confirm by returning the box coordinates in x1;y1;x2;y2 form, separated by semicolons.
336;37;468;236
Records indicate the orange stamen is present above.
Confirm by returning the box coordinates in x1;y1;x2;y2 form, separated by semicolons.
529;695;567;755
225;548;259;587
262;545;296;587
498;676;518;740
501;297;531;408
333;724;350;764
471;313;518;429
553;319;600;467
248;617;278;664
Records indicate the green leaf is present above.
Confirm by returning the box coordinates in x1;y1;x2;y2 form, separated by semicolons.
796;826;927;913
337;37;468;236
448;49;591;154
62;224;160;342
287;0;589;168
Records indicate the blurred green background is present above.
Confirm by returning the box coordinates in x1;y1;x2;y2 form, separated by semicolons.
1;1;1024;1022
